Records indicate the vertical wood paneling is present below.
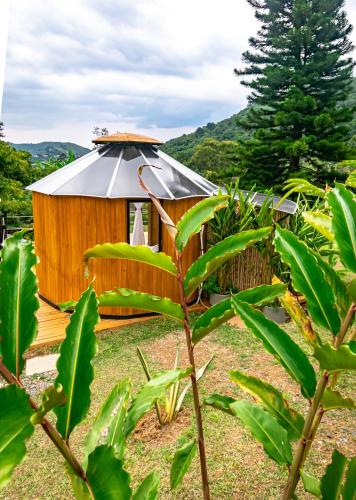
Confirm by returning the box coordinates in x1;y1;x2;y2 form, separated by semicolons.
33;193;203;316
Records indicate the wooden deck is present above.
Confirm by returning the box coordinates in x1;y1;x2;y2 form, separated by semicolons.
33;299;205;349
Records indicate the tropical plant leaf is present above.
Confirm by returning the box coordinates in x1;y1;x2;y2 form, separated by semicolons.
303;212;334;241
327;183;356;273
280;178;325;204
229;371;304;441
59;300;77;312
345;169;356;189
84;242;177;276
84;379;131;469
274;225;340;335
321;389;355;412
0;231;39;377
175;195;229;251
54;286;99;440
170;440;197;490
232;298;317;398
313;252;351;321
343;456;356;500
192;283;287;344
300;470;321;497
320;449;348;500
230;400;292;465
86;445;132;499
204;393;236;415
125;368;192;436
0;385;34;489
133;471;160;500
65;464;91;500
184;227;271;297
175;355;214;413
31;385;66;425
98;288;184;321
314;343;356;373
277;280;318;347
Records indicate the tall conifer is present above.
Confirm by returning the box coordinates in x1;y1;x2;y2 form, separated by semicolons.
236;0;355;189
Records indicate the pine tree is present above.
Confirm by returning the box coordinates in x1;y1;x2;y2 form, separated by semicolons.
236;0;355;190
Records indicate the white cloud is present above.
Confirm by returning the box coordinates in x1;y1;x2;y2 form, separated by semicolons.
1;0;355;146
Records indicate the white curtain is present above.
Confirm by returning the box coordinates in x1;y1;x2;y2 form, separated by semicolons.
132;202;146;245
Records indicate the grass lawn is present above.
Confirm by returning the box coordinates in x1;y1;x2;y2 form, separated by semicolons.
2;314;355;499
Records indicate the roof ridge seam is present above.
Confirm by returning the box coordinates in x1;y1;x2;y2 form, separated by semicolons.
106;147;124;197
156;149;216;196
138;148;175;200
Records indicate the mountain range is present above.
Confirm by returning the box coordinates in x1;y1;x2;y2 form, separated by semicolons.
10;141;91;161
9;110;245;163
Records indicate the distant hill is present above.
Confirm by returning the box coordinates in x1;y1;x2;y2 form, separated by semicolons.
161;108;249;165
10;141;91;162
161;76;356;166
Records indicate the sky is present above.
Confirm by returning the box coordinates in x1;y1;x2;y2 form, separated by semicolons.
1;0;356;148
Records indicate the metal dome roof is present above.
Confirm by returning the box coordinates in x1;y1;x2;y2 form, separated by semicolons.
26;143;218;200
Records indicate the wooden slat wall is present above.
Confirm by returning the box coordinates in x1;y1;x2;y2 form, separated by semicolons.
32;193;202;316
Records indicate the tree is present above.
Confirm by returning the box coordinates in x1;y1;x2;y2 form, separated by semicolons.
191;138;242;181
235;0;355;190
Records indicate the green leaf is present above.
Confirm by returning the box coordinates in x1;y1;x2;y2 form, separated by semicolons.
184;227;271;297
0;231;39;377
133;471;160;500
314;253;351;321
204;393;236;415
314;343;356;373
59;300;77;312
345;169;356;189
327;184;356;273
175;195;229;251
300;470;321;497
320;449;348;500
65;463;91;500
280;178;325;202
192;283;287;344
230;400;292;465
84;379;131;469
175;355;214;413
232;298;317;398
229;371;304;441
98;288;184;321
54;286;99;440
303;212;334;241
0;385;34;489
125;368;192;436
170;440;197;490
84;242;177;276
31;385;66;425
274;225;340;335
86;445;132;499
321;388;355;412
343;456;356;500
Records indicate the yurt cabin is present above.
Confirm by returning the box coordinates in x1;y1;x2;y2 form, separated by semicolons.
27;133;218;317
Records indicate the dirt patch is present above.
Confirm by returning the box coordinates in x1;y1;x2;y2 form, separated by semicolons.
141;331;241;395
132;408;192;446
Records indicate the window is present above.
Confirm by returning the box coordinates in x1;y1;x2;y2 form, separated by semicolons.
128;201;160;252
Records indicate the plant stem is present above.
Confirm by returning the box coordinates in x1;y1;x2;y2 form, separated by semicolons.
176;252;211;500
136;347;164;425
0;359;94;499
282;303;355;500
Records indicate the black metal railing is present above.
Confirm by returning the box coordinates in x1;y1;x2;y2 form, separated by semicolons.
0;213;34;245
